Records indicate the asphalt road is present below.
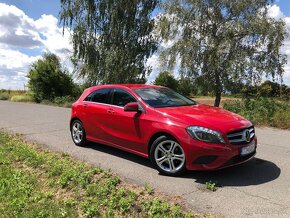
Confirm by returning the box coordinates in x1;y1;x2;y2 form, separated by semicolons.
1;101;290;217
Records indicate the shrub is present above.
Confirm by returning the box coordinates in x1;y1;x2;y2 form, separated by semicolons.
0;92;9;100
224;97;290;129
272;109;290;129
53;96;76;108
53;96;75;105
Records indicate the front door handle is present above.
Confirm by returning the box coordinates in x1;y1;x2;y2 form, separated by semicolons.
107;109;115;114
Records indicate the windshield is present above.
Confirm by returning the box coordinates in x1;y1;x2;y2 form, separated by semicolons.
134;88;197;108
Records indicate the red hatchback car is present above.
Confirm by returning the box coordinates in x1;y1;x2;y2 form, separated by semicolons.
70;84;257;176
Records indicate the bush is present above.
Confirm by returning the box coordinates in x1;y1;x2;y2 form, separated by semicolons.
53;96;76;107
272;109;290;129
10;95;33;102
224;97;290;129
0;92;9;100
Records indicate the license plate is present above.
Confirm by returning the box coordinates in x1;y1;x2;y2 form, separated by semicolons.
240;141;256;156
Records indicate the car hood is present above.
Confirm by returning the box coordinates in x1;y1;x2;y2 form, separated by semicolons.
155;104;252;133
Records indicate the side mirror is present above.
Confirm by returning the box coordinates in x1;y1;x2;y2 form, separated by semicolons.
124;102;140;112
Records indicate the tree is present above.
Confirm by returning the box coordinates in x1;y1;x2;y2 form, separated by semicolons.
154;71;178;90
177;75;196;96
257;80;289;99
60;0;158;85
27;53;77;102
157;0;287;106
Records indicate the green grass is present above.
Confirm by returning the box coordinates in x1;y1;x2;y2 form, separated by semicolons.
0;131;203;218
144;182;154;195
205;181;218;192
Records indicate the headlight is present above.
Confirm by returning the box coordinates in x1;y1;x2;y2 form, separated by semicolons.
186;126;225;144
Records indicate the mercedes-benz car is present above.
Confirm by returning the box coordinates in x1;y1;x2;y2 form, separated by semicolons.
70;84;257;176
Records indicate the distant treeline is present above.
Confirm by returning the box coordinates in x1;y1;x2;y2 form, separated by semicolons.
153;71;289;100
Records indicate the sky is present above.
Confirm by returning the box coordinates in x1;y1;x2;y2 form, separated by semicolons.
0;0;290;90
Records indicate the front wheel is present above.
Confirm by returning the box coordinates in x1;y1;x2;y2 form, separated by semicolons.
150;135;186;176
71;120;87;147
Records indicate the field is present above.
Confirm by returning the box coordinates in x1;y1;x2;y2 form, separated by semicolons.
193;96;239;106
0;131;201;218
0;90;32;102
0;90;74;107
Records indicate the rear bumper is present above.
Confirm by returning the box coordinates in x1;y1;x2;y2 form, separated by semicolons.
184;137;257;171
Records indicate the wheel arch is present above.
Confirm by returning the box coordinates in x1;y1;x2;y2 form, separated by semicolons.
70;117;82;130
147;131;179;157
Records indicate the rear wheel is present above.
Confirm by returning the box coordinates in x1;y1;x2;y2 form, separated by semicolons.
150;135;186;176
71;120;87;147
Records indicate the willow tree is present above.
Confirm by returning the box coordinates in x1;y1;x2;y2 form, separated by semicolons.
157;0;287;106
60;0;158;85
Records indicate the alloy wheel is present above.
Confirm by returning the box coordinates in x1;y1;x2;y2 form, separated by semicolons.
72;121;83;144
154;140;185;173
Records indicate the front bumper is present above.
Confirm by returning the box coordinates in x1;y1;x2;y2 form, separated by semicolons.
184;137;257;171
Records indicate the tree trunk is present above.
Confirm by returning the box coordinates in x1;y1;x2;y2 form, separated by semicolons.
214;91;221;107
214;71;222;107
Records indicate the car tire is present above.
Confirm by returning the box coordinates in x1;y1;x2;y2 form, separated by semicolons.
71;119;87;147
150;135;186;176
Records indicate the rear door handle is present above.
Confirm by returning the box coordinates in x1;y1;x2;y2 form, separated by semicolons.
83;104;88;108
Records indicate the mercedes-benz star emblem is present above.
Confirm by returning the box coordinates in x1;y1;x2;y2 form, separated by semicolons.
244;130;251;143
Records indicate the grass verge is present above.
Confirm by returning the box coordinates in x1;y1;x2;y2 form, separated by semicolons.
0;131;203;218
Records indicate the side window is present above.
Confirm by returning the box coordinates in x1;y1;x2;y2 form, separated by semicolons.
84;88;111;103
111;89;136;107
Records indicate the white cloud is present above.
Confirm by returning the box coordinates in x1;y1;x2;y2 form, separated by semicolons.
267;5;284;19
0;3;72;89
146;52;181;84
146;54;161;84
34;14;72;55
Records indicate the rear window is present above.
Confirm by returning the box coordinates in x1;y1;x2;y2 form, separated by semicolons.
111;89;136;107
84;88;111;103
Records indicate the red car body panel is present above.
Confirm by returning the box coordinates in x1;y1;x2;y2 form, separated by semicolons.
71;84;257;170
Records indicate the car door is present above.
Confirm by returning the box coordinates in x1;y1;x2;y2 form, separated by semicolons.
106;88;145;152
82;88;113;142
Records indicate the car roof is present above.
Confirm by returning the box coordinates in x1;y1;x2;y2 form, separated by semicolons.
88;84;162;90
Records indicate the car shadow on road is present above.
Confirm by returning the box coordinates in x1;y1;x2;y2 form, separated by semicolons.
86;142;153;168
183;158;281;187
85;142;280;187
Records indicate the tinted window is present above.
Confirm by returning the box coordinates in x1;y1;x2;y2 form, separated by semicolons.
111;89;136;107
84;88;111;103
134;88;196;108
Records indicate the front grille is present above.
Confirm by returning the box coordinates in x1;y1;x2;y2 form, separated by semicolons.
227;126;255;145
